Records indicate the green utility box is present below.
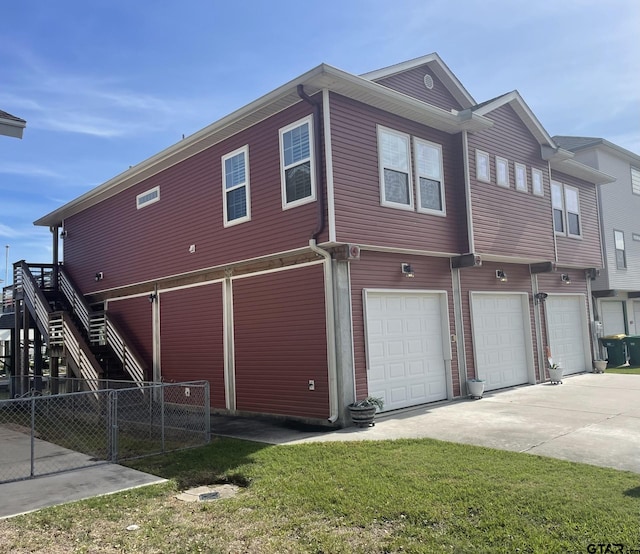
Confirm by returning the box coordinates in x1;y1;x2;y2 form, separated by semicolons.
599;336;627;368
622;336;640;366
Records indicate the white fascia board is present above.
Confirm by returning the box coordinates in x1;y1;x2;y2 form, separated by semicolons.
473;91;555;147
360;53;476;108
34;63;491;227
0;118;25;139
550;158;616;185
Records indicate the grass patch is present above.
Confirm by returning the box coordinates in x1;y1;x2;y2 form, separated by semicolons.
606;366;640;375
1;437;639;553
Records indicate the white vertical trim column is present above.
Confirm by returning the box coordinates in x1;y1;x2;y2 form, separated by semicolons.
451;267;467;396
322;88;336;243
531;274;545;382
223;274;236;412
462;131;475;253
152;288;161;384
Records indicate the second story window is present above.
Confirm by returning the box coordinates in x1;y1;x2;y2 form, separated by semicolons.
552;181;581;238
378;126;413;209
280;116;315;209
614;230;627;269
222;146;250;227
632;167;640;196
414;138;445;215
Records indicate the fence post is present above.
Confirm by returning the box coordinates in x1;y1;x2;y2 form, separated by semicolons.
160;384;165;453
204;381;211;444
30;396;36;478
109;390;118;462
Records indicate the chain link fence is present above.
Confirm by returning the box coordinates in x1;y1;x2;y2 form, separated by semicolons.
0;380;210;484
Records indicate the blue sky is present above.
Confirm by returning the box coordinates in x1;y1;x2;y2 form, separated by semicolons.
1;0;638;284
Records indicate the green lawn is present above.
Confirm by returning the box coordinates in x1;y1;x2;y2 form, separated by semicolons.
606;366;640;375
1;437;639;553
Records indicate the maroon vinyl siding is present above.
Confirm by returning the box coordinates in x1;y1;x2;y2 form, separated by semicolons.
63;99;327;295
159;283;225;408
373;65;466;111
467;104;555;260
106;296;153;376
459;262;538;380
349;252;458;399
232;264;329;418
551;171;602;268
330;93;467;253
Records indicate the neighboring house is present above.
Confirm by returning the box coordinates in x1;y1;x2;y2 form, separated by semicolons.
17;54;612;425
554;136;640;338
0;110;26;139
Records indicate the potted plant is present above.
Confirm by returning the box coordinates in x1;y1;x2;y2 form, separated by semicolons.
467;378;485;399
548;362;563;384
593;360;607;373
348;396;384;428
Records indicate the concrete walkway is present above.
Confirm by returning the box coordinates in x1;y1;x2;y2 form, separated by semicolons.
1;373;638;519
212;373;640;474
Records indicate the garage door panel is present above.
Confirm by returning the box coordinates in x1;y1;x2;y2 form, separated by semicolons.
601;301;625;336
547;295;588;375
471;293;531;391
365;291;448;411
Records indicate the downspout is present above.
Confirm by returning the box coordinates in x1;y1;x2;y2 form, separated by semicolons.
309;239;339;423
297;85;325;241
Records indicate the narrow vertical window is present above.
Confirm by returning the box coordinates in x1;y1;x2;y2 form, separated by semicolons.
551;181;565;234
280;115;315;209
378;126;413;209
515;163;528;192
222;145;250;226
532;168;544;196
632;167;640;195
476;150;490;183
414;138;445;215
564;185;581;238
496;156;509;188
614;230;627;269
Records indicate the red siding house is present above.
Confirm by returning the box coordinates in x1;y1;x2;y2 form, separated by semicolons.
21;54;613;426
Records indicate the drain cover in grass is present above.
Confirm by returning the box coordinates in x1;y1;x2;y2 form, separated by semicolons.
176;484;240;502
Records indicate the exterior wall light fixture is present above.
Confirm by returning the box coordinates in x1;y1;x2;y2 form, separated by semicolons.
401;263;415;278
95;272;104;281
148;293;157;303
496;269;508;282
561;273;571;285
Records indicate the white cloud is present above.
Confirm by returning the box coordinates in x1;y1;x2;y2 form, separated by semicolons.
0;162;63;179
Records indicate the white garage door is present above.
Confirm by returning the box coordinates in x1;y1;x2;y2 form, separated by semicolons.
546;295;589;375
601;301;626;336
471;293;532;391
364;291;449;412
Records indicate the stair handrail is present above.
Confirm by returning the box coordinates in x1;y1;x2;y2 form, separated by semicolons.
58;267;146;384
15;262;52;340
49;311;100;390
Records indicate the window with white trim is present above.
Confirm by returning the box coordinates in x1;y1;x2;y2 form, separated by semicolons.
614;230;627;269
136;186;160;209
551;181;565;234
378;126;413;209
632;167;640;196
496;156;509;188
633;233;640;242
222;145;250;226
476;150;490;183
564;185;581;238
414;138;445;215
279;115;315;209
532;168;544;196
515;163;527;192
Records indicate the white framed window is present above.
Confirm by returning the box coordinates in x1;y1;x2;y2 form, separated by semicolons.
495;156;509;188
280;115;316;210
414;138;445;216
632;233;640;242
136;186;160;209
551;180;565;235
532;168;544;196
476;150;490;183
222;145;250;227
632;167;640;196
515;163;528;192
378;126;413;210
564;185;581;238
614;230;627;269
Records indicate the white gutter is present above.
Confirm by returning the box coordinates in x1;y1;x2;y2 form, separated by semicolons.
308;239;339;423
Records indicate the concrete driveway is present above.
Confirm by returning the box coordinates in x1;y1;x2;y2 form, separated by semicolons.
213;373;640;474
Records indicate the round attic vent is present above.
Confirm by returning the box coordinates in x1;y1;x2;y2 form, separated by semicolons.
423;73;434;90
